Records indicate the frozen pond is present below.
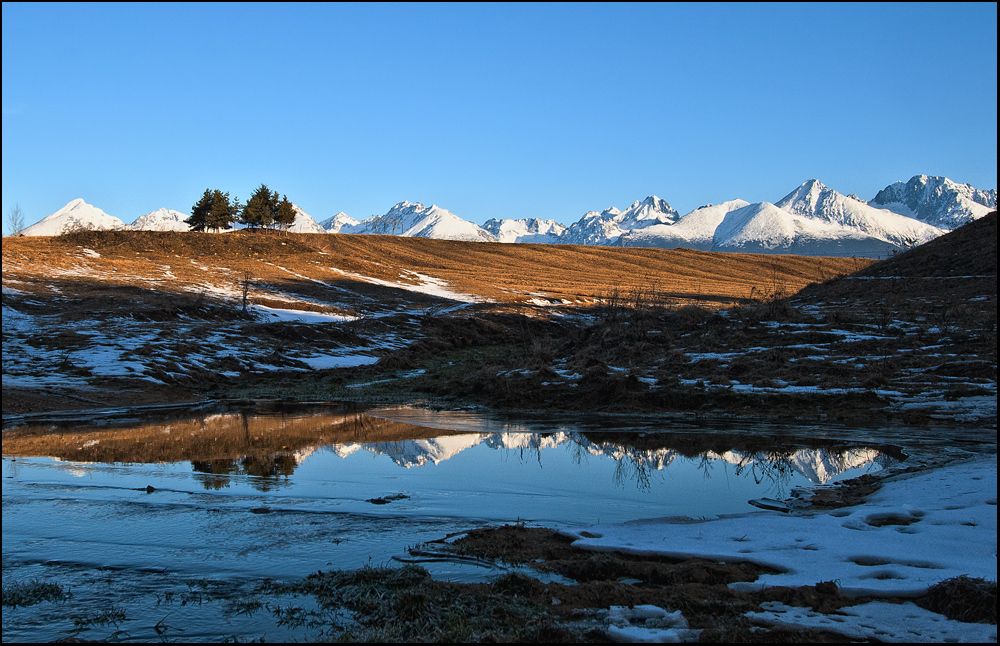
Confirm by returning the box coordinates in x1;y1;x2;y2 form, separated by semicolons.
1;402;917;641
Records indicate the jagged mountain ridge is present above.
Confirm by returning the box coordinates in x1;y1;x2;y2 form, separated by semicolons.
18;175;993;258
318;211;360;233
481;217;567;243
612;180;952;257
869;174;997;229
775;180;945;245
561;196;680;246
318;431;881;485
617;200;750;251
710;201;894;256
286;205;327;234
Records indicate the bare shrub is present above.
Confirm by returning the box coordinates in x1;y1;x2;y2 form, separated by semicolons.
239;271;254;313
6;203;26;237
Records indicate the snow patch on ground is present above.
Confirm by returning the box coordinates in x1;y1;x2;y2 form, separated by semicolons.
568;455;997;598
297;354;379;370
747;600;997;643
328;268;485;303
249;304;357;323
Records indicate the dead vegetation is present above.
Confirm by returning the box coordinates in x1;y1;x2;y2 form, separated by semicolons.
2;228;869;311
915;575;998;624
249;525;869;642
2;217;996;427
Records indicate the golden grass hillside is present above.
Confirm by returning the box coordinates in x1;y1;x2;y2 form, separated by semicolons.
2;230;872;310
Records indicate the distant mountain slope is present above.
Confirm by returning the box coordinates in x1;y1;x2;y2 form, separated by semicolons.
481;217;567;243
360;201;496;242
605;179;983;257
318;212;360;233
616;179;952;257
775;180;945;249
617;200;749;250
21;199;125;236
128;208;190;232
710;201;892;257
287;205;327;234
561;196;679;246
16;174;994;260
870;175;997;229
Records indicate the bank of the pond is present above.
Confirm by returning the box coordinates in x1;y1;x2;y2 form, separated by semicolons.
2;403;995;642
244;453;1000;642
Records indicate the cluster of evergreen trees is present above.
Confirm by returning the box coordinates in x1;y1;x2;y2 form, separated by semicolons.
185;184;296;232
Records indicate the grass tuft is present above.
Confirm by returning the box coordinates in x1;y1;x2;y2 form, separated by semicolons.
916;575;997;624
1;580;68;607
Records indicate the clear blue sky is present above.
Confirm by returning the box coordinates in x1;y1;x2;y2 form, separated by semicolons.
3;2;997;230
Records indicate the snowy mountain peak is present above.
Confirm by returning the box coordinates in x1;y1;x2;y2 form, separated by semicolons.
870;174;997;229
617;199;750;251
21;199;126;236
562;195;680;246
481;217;568;243
359;201;496;242
319;212;360;233
286;205;327;234
776;179;835;214
636;195;670;209
129;208;191;232
773;179;946;251
621;195;680;223
387;201;425;215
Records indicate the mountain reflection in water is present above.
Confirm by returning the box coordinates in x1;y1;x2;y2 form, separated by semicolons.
2;402;901;493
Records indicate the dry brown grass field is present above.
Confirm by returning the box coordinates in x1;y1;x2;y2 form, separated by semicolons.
2;219;995;425
2;230;868;310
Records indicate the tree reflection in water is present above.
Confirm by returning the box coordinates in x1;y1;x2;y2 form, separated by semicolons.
611;447;656;492
191;454;299;491
2;402;901;492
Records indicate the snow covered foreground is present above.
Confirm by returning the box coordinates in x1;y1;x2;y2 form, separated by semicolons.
566;455;997;642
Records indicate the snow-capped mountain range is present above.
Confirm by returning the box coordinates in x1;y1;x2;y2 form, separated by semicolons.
561;196;680;246
319;430;882;485
18;175;996;258
482;217;567;243
334;200;497;242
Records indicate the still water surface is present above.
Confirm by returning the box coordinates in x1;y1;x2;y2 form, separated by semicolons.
2;401;904;641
